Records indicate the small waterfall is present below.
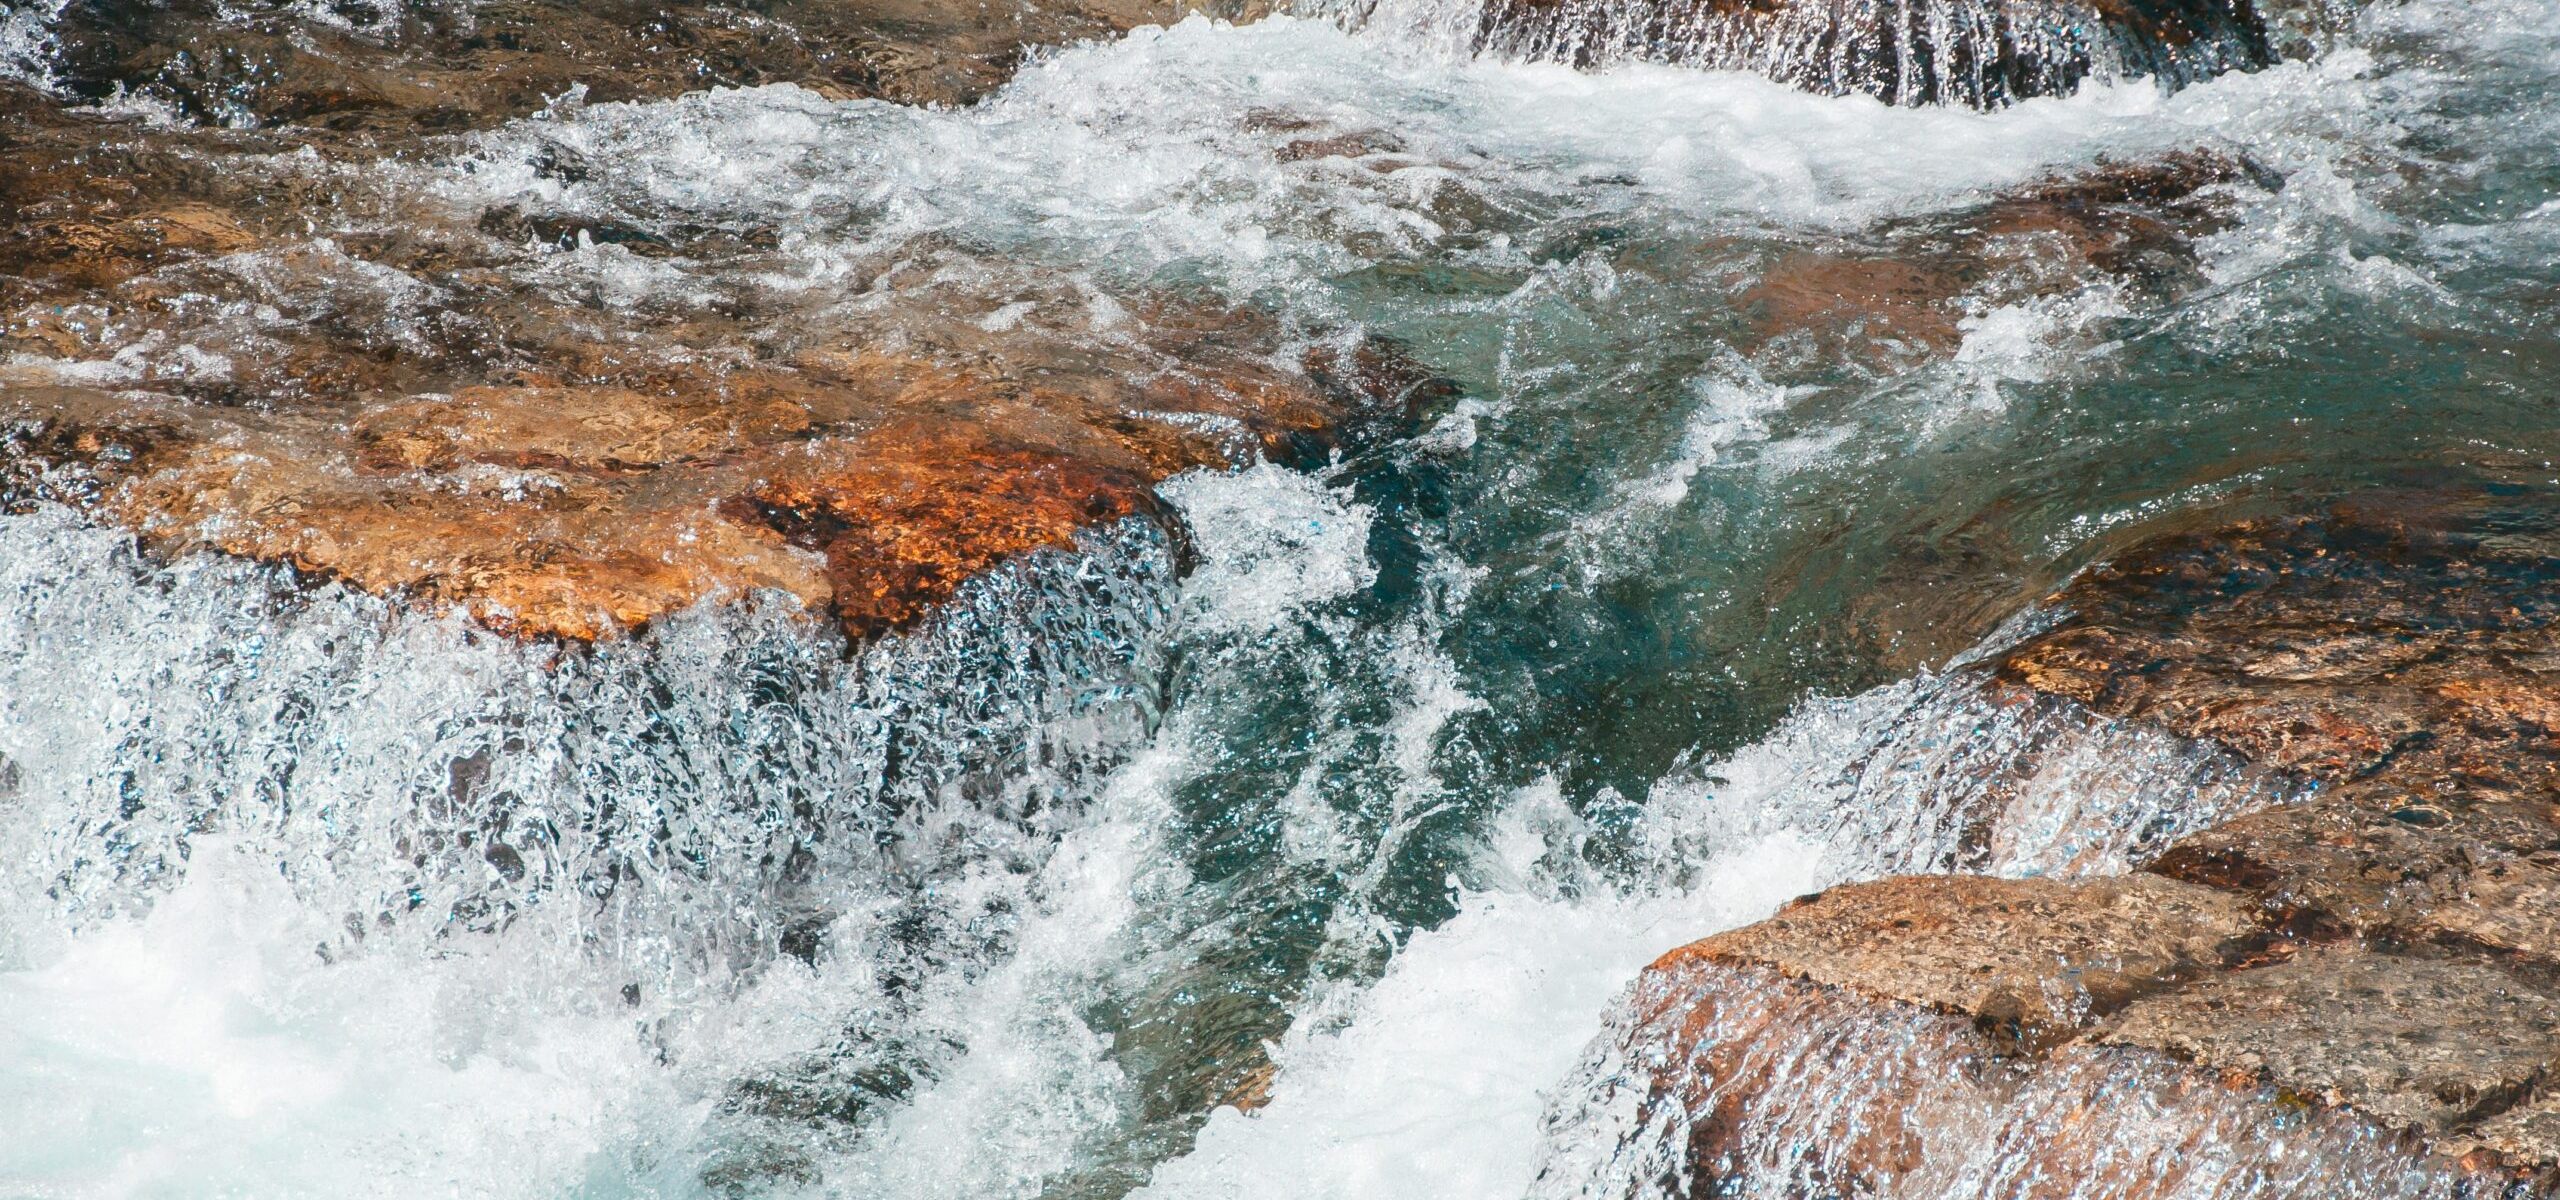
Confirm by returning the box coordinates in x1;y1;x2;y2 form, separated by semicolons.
1627;655;2306;889
1140;657;2315;1198
0;505;1177;1010
1326;0;2279;106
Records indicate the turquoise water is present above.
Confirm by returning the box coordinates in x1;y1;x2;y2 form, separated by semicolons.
0;2;2557;1196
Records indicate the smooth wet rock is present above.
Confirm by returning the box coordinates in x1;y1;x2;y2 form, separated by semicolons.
1740;151;2270;375
2469;1095;2560;1175
1619;496;2560;1186
1663;874;2265;1050
1995;504;2560;796
1476;0;2278;108
2099;944;2560;1135
1588;959;2513;1200
34;0;1258;129
2152;781;2560;961
3;309;1427;641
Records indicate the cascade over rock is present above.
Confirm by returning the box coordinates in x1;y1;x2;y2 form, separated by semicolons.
1475;0;2279;107
1593;492;2560;1195
0;50;1447;645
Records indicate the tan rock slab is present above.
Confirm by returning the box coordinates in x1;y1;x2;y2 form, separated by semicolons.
2098;943;2560;1135
1660;873;2264;1050
2465;1093;2560;1174
2153;781;2560;961
1995;504;2560;798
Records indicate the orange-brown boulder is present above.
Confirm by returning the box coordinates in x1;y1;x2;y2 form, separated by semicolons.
1607;496;2560;1194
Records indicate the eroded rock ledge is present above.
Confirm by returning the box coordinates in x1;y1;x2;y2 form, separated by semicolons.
1621;498;2560;1193
0;261;1437;642
0;38;1445;646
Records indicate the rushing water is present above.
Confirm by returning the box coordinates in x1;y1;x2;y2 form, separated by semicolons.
3;0;2560;1196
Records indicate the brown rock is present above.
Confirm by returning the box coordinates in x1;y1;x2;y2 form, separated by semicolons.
1214;1061;1278;1113
2151;781;2560;960
2467;1094;2560;1175
1741;252;1966;362
5;308;1426;642
2100;944;2560;1134
1616;495;2560;1188
726;424;1166;641
37;0;1260;130
1740;152;2268;375
0;51;1448;645
1664;874;2265;1051
1591;959;2508;1200
2427;857;2560;965
1996;503;2560;797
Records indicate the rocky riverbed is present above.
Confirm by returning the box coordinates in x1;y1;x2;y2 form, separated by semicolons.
3;0;2556;1196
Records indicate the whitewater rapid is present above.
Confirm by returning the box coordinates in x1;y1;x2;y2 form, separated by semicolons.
1;0;2557;1196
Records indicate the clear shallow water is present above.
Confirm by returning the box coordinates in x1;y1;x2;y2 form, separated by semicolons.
2;1;2559;1196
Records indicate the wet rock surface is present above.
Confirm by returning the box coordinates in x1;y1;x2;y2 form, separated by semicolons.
1620;497;2560;1190
27;0;1256;129
0;21;1443;644
2101;944;2560;1135
1668;874;2263;1051
1739;150;2270;374
1996;505;2560;795
1476;0;2279;108
0;279;1426;641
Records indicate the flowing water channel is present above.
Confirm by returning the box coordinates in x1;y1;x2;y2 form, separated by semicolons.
3;0;2559;1195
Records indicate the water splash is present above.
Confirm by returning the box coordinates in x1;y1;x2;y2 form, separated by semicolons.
1138;664;2304;1199
1323;0;2277;107
0;503;1177;1193
0;0;66;90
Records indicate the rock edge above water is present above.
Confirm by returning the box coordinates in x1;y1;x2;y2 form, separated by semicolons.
1627;497;2560;1193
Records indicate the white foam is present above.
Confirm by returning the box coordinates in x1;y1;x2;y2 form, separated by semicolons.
1140;833;1821;1200
1161;463;1378;635
0;838;674;1198
433;15;2373;315
0;0;66;91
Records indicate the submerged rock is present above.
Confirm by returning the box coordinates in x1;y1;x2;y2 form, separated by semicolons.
1740;150;2272;376
1476;0;2278;108
1602;496;2560;1192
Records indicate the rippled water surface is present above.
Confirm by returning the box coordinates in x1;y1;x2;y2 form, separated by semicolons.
3;0;2559;1196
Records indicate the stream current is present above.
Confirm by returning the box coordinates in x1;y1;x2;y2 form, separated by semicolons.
3;0;2560;1196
